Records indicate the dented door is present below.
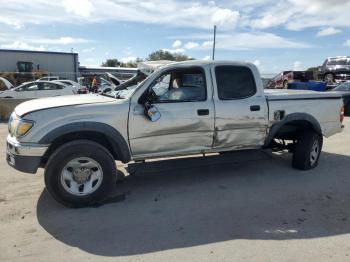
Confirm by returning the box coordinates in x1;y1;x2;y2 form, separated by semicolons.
211;64;268;151
128;66;215;159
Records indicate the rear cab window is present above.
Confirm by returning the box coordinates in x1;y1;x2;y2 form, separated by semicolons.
215;65;257;99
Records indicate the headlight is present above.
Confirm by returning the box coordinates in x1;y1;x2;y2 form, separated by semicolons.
8;114;34;137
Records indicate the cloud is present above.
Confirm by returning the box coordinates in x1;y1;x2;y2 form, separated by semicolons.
84;58;95;62
253;60;261;67
0;0;240;30
162;48;185;54
1;41;45;51
344;39;350;47
202;41;214;48
172;32;311;50
0;16;23;29
121;56;137;63
0;35;90;45
40;37;90;45
62;0;94;18
184;42;199;49
211;9;240;29
316;27;342;37
293;61;304;71
248;0;350;30
172;40;182;48
82;47;96;53
203;55;211;60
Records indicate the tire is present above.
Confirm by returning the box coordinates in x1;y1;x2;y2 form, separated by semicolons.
292;130;323;170
44;140;117;208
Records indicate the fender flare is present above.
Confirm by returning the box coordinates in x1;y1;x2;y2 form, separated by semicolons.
39;122;131;163
264;113;322;147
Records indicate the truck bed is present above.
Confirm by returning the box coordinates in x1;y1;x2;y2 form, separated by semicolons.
264;89;342;101
264;89;343;138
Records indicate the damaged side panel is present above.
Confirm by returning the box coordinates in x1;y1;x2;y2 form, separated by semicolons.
129;102;215;158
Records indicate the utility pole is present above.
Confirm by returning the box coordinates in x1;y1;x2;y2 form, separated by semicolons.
212;25;217;60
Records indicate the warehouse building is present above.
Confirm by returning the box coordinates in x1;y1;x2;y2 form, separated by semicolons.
0;49;79;81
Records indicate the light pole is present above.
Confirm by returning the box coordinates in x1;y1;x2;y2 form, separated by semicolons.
212;25;217;60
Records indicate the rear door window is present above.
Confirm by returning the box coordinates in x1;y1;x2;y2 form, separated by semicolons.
215;65;256;100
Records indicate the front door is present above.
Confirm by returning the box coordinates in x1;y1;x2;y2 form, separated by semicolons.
129;66;215;159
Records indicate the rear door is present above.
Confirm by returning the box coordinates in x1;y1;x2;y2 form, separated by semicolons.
211;64;268;151
128;66;215;159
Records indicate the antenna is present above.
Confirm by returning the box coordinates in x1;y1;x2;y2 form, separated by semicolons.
212;25;217;60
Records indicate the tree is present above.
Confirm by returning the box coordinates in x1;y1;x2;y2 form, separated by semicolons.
307;66;321;80
102;58;144;68
147;50;194;61
101;59;121;67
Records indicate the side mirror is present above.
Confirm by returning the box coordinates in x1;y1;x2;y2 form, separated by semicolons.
144;102;161;122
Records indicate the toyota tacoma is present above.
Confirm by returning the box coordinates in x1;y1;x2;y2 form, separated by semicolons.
6;61;345;207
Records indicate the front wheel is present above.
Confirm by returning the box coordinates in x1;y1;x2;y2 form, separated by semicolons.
292;130;323;170
44;140;117;207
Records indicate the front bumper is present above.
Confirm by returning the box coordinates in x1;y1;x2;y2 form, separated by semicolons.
6;135;49;174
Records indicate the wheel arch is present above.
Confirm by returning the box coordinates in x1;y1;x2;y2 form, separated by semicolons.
39;122;131;165
264;113;322;147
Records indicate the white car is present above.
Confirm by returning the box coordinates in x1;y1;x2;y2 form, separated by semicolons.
54;80;88;94
37;76;60;81
0;81;77;99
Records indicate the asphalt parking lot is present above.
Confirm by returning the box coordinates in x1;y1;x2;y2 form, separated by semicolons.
1;119;350;262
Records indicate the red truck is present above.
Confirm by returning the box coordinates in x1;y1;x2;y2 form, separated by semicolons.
267;71;314;89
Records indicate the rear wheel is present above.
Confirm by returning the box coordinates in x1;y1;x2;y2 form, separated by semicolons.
292;130;323;170
44;140;117;208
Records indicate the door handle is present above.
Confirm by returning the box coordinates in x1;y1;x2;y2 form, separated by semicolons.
250;105;260;111
197;109;209;116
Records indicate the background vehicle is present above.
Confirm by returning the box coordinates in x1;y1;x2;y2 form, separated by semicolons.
0;81;76;99
267;71;314;89
0;61;48;87
53;80;88;94
102;70;148;94
6;61;344;207
333;82;350;115
321;56;350;86
38;76;61;81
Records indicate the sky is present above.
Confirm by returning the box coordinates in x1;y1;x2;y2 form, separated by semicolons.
0;0;349;75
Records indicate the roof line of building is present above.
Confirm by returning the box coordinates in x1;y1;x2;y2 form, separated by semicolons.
0;49;78;56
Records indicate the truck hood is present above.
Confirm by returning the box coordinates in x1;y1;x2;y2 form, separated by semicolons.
15;94;117;117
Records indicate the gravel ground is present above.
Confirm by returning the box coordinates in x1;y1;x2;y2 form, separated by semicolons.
1;119;350;262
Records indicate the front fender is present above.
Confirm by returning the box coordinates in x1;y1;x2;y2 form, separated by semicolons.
38;122;131;163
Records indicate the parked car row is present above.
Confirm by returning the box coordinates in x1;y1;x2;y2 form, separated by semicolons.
0;76;117;99
267;56;350;91
0;81;82;99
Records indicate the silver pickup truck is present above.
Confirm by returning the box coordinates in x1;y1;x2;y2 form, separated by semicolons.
6;61;344;207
